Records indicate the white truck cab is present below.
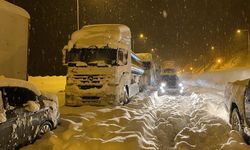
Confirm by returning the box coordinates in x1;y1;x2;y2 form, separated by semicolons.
62;24;144;106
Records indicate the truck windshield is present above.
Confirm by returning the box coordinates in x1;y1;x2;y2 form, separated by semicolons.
164;69;176;73
68;48;118;66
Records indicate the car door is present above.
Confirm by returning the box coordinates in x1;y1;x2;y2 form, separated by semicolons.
244;80;250;127
1;87;40;147
16;88;47;143
0;87;21;149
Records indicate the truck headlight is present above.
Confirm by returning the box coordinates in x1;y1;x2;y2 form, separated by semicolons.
178;83;183;87
161;82;166;87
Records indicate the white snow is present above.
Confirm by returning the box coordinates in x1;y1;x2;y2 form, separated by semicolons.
0;77;41;96
23;101;40;112
21;72;250;149
68;24;131;51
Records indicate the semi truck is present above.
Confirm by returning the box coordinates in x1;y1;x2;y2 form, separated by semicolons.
62;24;144;106
0;0;30;80
137;53;157;88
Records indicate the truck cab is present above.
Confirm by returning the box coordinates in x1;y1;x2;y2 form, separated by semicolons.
158;68;183;95
62;24;144;106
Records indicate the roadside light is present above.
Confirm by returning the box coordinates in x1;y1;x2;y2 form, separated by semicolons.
189;67;193;71
139;33;144;39
216;58;222;64
237;29;241;34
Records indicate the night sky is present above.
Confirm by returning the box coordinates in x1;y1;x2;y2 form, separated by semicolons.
6;0;250;75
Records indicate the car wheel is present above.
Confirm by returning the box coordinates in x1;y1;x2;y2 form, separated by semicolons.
37;121;52;138
231;108;243;134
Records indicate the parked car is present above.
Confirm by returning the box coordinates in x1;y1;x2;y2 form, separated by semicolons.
0;77;60;149
224;79;250;144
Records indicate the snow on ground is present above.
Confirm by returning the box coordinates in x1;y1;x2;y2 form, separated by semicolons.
23;74;250;150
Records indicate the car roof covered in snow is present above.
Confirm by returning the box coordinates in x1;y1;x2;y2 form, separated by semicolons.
230;79;249;86
68;24;131;51
0;0;30;19
0;77;41;95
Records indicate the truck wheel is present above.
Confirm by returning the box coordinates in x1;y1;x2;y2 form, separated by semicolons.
37;121;52;138
231;108;243;134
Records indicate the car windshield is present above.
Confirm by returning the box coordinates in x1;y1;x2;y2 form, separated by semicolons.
68;47;118;66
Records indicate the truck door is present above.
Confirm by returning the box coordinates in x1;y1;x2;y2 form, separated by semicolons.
245;80;250;126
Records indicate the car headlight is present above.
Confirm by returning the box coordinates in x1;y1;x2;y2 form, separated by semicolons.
161;82;166;87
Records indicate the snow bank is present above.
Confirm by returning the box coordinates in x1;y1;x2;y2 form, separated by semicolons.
29;76;66;107
182;68;250;90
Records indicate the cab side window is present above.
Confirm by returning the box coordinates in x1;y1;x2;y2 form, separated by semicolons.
118;49;128;65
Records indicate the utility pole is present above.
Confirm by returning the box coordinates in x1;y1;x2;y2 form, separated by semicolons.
76;0;80;30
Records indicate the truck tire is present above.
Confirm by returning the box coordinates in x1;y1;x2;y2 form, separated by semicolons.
231;108;243;134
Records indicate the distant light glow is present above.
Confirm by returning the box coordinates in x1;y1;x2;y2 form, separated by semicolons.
216;58;222;64
139;33;144;39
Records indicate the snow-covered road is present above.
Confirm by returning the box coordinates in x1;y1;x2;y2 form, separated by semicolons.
22;81;250;150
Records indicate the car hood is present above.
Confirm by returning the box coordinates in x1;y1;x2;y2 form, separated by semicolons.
41;91;58;106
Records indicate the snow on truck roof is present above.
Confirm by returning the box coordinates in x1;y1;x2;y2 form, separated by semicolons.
0;77;41;96
68;24;131;50
0;0;30;19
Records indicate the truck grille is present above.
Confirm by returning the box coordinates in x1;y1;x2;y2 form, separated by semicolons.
78;85;103;90
81;96;100;102
74;74;105;84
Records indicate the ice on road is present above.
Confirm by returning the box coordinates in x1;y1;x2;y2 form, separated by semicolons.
22;85;249;150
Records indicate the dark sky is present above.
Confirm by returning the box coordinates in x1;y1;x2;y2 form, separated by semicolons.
7;0;250;75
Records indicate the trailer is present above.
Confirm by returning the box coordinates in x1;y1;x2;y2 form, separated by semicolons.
0;0;30;80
